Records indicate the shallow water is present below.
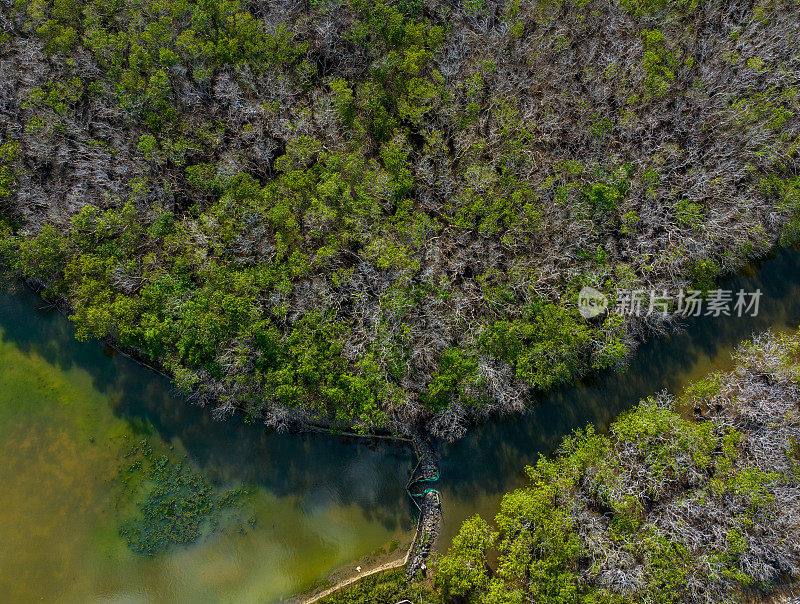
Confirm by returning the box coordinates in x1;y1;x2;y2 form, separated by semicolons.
2;246;800;601
0;288;414;602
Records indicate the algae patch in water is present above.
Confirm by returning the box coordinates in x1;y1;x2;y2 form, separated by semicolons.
117;440;253;556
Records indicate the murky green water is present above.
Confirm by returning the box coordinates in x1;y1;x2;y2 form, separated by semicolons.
0;288;414;602
2;246;800;602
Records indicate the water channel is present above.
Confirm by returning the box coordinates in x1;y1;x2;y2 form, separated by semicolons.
1;245;799;601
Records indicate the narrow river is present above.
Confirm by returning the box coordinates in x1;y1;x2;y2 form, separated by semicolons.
438;244;800;545
1;246;799;602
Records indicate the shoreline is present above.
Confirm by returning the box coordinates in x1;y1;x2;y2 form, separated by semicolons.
293;432;442;604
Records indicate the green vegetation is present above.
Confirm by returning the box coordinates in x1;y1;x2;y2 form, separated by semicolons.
318;568;437;603
117;439;250;556
323;329;800;603
0;141;18;201
0;0;798;437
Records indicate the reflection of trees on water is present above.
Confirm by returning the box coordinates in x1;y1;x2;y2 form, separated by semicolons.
3;245;800;537
0;285;414;533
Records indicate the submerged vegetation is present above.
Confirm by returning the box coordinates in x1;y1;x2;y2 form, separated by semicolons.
322;328;800;603
117;439;251;556
0;0;799;437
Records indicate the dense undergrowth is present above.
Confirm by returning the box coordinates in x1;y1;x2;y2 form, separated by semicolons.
321;329;800;603
0;0;799;437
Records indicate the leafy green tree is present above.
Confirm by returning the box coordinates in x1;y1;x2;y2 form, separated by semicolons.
435;515;497;601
